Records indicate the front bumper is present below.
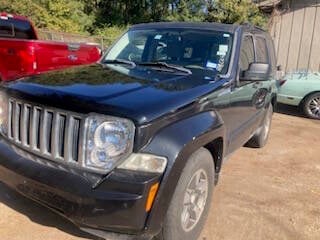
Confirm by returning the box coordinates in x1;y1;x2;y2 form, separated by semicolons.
0;137;161;239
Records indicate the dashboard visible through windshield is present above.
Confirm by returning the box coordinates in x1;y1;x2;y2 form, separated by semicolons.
104;28;234;75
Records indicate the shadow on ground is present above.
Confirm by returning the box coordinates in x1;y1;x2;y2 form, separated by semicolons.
0;182;101;240
275;103;304;118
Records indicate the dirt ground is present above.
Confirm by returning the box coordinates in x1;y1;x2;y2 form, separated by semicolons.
0;105;319;240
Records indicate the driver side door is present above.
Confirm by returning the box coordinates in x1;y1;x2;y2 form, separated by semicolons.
226;34;268;154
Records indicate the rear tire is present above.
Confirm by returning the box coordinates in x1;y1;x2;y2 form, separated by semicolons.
302;92;320;120
246;104;273;148
157;148;215;240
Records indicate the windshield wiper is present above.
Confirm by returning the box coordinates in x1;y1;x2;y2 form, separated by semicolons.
103;59;136;67
138;62;192;75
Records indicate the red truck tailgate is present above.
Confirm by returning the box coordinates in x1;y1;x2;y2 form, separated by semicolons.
0;13;101;81
0;39;101;81
34;41;101;72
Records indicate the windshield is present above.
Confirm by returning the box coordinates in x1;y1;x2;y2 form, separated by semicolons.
104;28;234;75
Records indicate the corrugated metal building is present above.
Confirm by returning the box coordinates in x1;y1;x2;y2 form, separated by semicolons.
256;0;320;73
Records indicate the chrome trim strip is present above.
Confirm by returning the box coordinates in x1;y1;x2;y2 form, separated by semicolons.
64;115;72;162
39;109;47;154
8;100;12;139
51;112;59;159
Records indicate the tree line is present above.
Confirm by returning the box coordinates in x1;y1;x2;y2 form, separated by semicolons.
0;0;266;36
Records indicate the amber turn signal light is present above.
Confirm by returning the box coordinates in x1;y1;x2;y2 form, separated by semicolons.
146;182;159;212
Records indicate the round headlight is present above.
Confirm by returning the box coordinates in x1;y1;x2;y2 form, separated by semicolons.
85;115;135;172
93;121;129;157
90;148;114;168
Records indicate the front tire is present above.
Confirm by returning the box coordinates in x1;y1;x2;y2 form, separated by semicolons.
158;148;215;240
302;92;320;120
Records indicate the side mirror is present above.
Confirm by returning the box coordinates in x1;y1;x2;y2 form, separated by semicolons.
240;63;270;81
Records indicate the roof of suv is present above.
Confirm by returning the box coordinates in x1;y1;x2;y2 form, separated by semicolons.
130;22;240;33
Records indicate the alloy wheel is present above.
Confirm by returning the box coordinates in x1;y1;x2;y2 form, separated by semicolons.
181;169;208;232
308;96;320;119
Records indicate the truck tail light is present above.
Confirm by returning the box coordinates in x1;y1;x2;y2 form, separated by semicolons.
146;182;159;212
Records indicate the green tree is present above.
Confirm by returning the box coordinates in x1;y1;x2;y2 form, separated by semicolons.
165;0;206;21
205;0;267;27
0;0;93;33
0;0;50;28
43;0;93;32
0;0;267;38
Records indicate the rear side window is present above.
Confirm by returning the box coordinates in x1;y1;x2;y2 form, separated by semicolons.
0;18;36;39
255;37;269;63
0;20;14;37
239;35;255;72
266;37;277;75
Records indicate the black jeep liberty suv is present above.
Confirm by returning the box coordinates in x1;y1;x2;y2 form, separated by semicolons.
0;22;277;240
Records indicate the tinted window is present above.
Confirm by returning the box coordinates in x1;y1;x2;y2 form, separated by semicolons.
0;20;14;37
239;35;255;72
255;37;269;63
0;18;36;39
266;37;277;74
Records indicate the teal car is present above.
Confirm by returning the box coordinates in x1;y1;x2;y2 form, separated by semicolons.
277;72;320;119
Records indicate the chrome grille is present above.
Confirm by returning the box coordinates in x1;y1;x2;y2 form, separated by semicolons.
7;98;82;164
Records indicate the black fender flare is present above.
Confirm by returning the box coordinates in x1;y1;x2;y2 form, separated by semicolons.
141;110;226;235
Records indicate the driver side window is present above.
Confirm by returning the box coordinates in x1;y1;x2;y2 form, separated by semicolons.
239;35;255;75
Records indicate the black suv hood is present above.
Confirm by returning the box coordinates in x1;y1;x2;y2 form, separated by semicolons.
3;64;225;124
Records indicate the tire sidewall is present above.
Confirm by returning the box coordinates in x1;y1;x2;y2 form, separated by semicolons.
303;93;320;119
162;148;215;240
260;104;273;143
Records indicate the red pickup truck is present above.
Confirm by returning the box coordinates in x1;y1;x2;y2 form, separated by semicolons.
0;13;101;81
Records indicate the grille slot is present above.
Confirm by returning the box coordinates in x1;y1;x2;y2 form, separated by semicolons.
71;117;80;161
33;107;41;150
8;98;82;164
